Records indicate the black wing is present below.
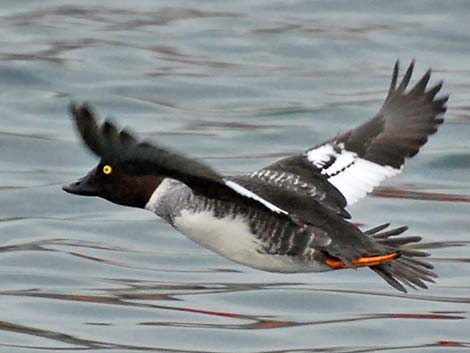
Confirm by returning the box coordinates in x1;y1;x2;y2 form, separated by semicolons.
229;173;350;226
256;60;448;207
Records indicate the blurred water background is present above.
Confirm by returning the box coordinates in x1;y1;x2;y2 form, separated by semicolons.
1;1;470;352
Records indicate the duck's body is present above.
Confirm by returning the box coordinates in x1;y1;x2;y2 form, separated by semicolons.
145;178;331;272
64;61;447;292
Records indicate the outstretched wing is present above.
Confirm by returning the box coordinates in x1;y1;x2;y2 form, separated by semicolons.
70;103;293;218
259;61;448;207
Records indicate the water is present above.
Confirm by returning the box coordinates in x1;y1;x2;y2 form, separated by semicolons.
1;1;470;352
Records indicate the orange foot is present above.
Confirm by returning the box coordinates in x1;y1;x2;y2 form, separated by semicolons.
326;252;400;269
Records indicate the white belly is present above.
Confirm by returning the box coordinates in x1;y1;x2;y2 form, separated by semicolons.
173;209;328;273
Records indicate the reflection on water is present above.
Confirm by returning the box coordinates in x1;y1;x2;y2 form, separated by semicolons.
1;1;470;352
0;236;469;351
372;187;470;203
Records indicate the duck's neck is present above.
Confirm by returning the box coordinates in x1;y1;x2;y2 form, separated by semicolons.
144;178;178;212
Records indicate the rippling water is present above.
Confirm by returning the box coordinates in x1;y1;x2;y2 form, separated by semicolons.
1;1;470;352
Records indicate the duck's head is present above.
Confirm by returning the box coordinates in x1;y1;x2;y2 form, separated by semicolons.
64;102;226;209
63;160;162;208
63;103;165;209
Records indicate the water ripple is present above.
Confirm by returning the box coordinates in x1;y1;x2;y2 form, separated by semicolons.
1;1;469;352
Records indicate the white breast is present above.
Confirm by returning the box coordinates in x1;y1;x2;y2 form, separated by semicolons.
173;209;328;273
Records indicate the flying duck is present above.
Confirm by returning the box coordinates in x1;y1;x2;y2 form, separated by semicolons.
64;61;447;292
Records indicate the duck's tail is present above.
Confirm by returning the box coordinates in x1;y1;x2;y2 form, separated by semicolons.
364;223;437;292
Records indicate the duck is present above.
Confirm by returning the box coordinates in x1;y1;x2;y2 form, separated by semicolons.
63;61;447;292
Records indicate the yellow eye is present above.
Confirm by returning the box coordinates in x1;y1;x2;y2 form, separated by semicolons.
102;165;113;175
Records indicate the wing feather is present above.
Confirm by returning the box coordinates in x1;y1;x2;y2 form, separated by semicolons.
262;60;447;206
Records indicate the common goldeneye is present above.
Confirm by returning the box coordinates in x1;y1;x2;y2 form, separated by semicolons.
64;61;447;292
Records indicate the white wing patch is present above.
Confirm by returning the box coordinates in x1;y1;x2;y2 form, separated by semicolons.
306;143;400;205
224;179;288;215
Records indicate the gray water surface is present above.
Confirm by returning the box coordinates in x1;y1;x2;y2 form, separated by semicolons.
1;1;470;352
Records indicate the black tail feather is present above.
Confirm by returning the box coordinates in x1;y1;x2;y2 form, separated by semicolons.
365;223;436;293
